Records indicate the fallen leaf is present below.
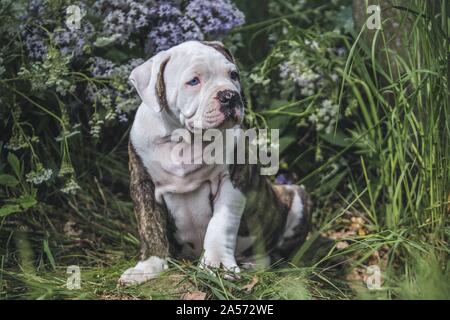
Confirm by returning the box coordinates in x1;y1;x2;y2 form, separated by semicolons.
242;276;258;293
182;291;207;300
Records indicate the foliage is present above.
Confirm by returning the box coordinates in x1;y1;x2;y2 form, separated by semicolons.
240;0;449;299
1;0;449;299
0;0;245;233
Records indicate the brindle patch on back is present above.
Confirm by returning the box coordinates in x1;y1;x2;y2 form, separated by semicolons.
229;135;312;261
273;186;312;260
230;158;290;258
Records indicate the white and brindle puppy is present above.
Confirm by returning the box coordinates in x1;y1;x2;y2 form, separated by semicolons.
119;41;312;285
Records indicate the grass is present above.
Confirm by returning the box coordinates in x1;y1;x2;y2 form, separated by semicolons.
1;0;449;300
343;0;450;297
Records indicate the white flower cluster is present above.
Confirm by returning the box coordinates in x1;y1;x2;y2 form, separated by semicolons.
308;99;340;134
304;39;319;51
89;113;104;139
269;0;307;14
58;161;80;195
17;48;75;96
61;178;81;195
249;73;270;86
58;161;75;177
279;51;321;97
26;167;53;185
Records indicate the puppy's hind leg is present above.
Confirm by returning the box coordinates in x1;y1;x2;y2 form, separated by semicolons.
119;142;172;286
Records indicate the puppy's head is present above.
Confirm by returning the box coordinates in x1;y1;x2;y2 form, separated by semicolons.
130;41;244;131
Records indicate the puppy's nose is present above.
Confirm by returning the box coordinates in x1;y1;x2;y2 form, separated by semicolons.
217;90;240;105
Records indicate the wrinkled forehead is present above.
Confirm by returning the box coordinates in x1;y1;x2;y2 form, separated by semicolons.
168;42;235;74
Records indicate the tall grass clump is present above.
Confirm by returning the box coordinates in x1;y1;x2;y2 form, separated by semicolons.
239;0;449;298
340;0;449;297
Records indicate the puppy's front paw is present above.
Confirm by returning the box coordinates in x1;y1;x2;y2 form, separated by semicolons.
118;256;168;286
201;250;241;279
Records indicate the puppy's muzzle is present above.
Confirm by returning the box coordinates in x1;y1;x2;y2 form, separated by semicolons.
217;89;242;121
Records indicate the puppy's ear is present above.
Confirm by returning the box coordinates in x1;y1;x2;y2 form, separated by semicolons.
129;51;170;112
201;41;235;64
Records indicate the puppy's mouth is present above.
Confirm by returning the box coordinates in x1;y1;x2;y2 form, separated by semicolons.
185;104;243;132
219;103;243;125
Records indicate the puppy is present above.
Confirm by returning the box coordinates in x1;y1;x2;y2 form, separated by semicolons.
119;41;312;285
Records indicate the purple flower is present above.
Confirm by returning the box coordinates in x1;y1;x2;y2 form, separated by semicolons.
149;2;181;19
147;15;203;53
53;22;94;57
104;10;129;36
98;0;154;45
118;113;129;122
145;2;205;53
20;1;49;59
90;57;116;77
22;1;93;60
185;0;245;37
96;0;245;54
23;29;48;60
275;173;294;185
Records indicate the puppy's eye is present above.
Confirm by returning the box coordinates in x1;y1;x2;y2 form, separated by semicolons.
230;71;239;81
186;77;200;86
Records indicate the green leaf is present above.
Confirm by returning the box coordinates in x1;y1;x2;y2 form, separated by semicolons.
319;132;351;148
43;239;56;270
266;114;292;130
1;195;37;218
279;136;296;154
268;100;290;110
15;195;37;209
104;49;129;63
93;33;121;47
7;153;21;178
0;204;21;217
0;174;19;187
